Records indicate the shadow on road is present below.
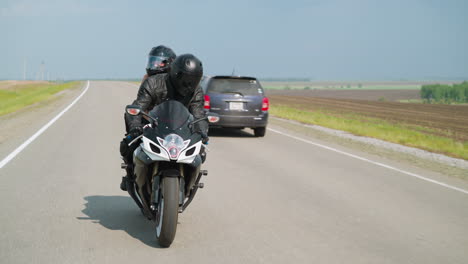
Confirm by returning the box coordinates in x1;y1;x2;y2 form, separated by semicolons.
208;127;255;138
77;195;161;248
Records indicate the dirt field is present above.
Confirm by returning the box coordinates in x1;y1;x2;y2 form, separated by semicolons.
266;89;420;101
261;81;455;87
270;92;468;142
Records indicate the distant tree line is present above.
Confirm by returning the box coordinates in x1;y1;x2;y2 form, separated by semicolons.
420;81;468;103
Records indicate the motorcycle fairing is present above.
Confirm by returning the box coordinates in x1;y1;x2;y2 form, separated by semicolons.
140;136;201;164
137;100;204;165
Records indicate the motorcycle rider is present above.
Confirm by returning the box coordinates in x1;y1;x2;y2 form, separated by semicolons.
120;53;208;191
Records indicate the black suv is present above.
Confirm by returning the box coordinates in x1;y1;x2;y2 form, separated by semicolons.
201;76;269;137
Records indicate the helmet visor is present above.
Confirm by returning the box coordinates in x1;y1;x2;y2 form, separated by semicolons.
146;56;169;70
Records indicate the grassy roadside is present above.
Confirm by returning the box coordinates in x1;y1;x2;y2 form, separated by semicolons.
0;81;81;116
270;105;468;160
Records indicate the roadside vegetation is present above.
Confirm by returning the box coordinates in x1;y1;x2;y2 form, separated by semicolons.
421;81;468;104
269;96;468;160
262;81;468;158
0;81;81;116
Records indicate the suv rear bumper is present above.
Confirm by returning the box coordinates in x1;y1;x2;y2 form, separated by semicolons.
207;112;268;128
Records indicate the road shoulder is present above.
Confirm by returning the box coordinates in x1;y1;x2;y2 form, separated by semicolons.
269;117;468;184
0;82;85;160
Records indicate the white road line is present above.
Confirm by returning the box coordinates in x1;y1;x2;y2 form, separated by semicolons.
268;127;468;195
0;81;90;169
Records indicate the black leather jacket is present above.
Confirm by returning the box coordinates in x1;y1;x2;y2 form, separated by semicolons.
125;73;208;134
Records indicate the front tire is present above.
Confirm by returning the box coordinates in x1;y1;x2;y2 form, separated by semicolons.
156;177;179;247
253;127;266;137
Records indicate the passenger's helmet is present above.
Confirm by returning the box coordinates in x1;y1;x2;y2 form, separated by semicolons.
169;54;203;96
146;45;176;76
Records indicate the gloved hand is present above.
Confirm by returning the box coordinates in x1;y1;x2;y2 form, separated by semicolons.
120;127;143;158
201;132;209;144
126;127;143;143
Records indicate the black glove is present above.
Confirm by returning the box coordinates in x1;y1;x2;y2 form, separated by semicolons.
126;127;143;142
201;132;209;144
120;127;143;158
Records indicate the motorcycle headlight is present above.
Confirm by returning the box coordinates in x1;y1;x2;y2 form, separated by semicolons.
157;134;190;160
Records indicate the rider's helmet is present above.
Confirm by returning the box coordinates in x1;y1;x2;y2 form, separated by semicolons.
146;45;176;76
169;54;203;96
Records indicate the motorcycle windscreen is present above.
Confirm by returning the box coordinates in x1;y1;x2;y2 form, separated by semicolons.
149;100;192;131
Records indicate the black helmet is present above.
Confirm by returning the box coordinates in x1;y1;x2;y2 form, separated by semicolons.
146;45;176;75
169;54;203;96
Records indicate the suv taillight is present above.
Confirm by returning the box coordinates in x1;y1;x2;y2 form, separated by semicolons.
204;95;210;110
262;97;269;111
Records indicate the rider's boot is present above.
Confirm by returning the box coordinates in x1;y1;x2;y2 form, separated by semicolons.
120;176;128;191
120;160;133;191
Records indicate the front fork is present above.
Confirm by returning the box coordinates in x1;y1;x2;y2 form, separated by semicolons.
151;164;208;213
151;164;185;211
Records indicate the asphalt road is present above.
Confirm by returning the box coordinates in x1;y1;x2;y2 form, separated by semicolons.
1;81;467;263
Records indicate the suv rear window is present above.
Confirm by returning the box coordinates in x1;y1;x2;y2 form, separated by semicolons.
207;78;263;96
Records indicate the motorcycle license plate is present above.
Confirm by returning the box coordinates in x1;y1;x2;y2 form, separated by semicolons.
229;102;244;110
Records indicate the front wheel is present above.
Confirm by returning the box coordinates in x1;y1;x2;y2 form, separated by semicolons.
156;177;179;247
253;127;266;137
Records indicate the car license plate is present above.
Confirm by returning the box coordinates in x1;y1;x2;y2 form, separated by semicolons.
229;102;244;110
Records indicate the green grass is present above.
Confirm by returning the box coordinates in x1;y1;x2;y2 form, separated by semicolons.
0;82;80;116
271;105;468;160
399;99;424;103
355;85;420;90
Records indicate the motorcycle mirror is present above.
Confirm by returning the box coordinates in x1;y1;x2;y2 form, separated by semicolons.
126;105;141;115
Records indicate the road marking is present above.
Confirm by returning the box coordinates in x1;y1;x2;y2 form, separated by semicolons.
0;81;90;169
268;127;468;195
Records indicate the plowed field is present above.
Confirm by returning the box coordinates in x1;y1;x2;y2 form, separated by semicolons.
267;89;420;101
269;93;468;142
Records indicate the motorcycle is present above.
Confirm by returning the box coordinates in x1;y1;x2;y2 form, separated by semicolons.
122;100;210;247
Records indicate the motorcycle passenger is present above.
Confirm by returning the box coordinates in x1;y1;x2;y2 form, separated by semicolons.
120;54;208;191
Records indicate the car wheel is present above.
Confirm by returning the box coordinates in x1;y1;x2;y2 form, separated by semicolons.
253;127;266;137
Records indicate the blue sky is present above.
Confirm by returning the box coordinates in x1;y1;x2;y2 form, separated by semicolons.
1;0;467;80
